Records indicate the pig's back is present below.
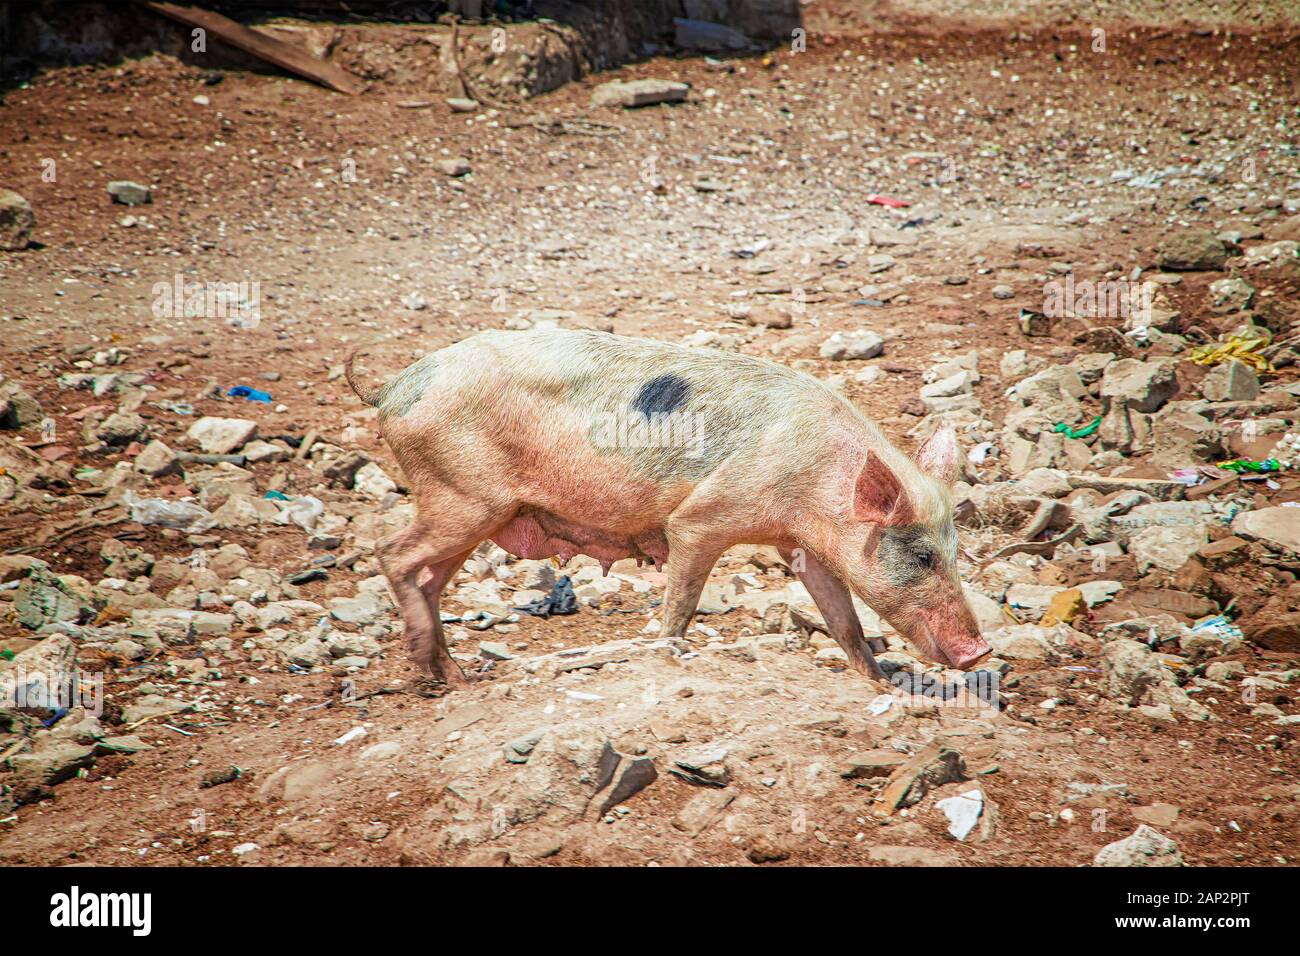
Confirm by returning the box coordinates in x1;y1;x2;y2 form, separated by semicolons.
378;328;859;524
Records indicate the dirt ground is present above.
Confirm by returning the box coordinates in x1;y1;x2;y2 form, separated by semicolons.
0;19;1298;866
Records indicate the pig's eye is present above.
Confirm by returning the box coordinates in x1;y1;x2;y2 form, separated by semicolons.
915;549;935;570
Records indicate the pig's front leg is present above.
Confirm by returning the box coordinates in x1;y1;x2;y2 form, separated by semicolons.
779;546;886;680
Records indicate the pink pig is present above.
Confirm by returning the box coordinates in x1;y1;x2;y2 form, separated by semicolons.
347;328;990;689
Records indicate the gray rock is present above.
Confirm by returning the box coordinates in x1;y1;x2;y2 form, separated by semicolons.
1231;506;1300;556
819;329;884;361
1200;359;1259;402
1156;232;1227;271
673;17;750;52
591;79;690;109
187;416;257;454
95;411;148;445
1094;825;1184;867
1208;277;1254;313
134;439;180;477
1101;359;1178;413
107;180;152;205
436;158;471;177
0;189;35;251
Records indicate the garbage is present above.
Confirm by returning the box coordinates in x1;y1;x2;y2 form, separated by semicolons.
1190;615;1244;642
1053;416;1102;440
227;385;272;403
263;489;290;501
514;575;579;618
866;193;910;208
1189;332;1272;373
1216;458;1282;474
269;494;325;531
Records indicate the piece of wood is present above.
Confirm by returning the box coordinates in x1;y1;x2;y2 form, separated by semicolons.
136;2;362;95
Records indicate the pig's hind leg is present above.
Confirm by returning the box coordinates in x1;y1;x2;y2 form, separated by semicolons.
377;505;500;688
780;547;886;680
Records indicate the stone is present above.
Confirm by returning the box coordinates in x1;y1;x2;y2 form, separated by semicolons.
1093;825;1183;867
436;158;471;177
591;79;690;109
187;416;257;455
868;846;958;866
446;97;478;112
1231;507;1300;556
1148;406;1225;467
107;180;152;205
987;624;1055;661
1156;232;1227;271
819;330;884;361
1208;277;1254;313
121;694;190;724
14;565;95;629
936;788;984;841
673;790;735;837
880;742;967;810
596;748;658;815
7;743;96;803
94;411;147;445
1128;524;1208;573
1101;359;1178;413
354;461;397;498
134;439;180;477
841;750;909;779
0;189;35;250
1100;640;1209;721
1200;360;1259;402
1132;803;1180;827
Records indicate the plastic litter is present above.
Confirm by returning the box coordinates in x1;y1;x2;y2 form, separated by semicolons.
515;575;578;618
1191;615;1244;642
866;193;910;208
270;494;324;532
263;489;290;501
1216;458;1282;474
1053;416;1101;440
228;385;272;403
1189;331;1272;373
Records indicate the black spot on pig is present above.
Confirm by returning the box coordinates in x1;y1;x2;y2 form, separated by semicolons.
632;374;690;417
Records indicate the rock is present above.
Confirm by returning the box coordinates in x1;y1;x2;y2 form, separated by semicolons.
353;461;397;498
1132;803;1180;827
595;743;658;815
1231;507;1300;556
1093;825;1183;867
841;750;909;779
1200;360;1259;402
14;564;95;629
591;79;690;109
446;98;478;112
328;592;384;626
94;411;147;446
919;370;973;399
674;17;750;52
992;284;1014;299
1101;359;1178;413
1156;232;1227;271
880;741;967;810
187;416;257;455
868;845;958;866
7;743;96;803
936;788;984;841
987;624;1055;661
673;790;735;837
436;158;471;177
1100;640;1209;721
134;439;180;477
0;189;35;250
107;180;151;205
1208;277;1254;313
819;330;884;361
746;833;793;863
1128;524;1207;573
120;694;190;724
1148;406;1225;467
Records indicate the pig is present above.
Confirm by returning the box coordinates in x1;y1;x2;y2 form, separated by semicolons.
346;327;990;689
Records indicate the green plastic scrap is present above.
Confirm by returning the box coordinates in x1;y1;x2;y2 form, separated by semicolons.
1217;458;1282;474
1053;416;1102;440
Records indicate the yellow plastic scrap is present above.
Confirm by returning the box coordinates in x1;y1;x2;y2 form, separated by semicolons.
1040;588;1085;627
1189;331;1273;373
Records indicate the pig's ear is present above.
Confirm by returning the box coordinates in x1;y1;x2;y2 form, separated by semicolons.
853;451;913;525
915;426;962;484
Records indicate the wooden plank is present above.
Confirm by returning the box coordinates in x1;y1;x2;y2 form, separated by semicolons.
135;1;362;94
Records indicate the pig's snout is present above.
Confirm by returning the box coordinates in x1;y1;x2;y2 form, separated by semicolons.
948;636;993;670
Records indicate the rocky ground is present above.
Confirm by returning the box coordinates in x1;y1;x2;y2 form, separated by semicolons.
0;20;1299;867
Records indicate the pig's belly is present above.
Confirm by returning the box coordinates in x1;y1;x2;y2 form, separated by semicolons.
492;507;670;572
